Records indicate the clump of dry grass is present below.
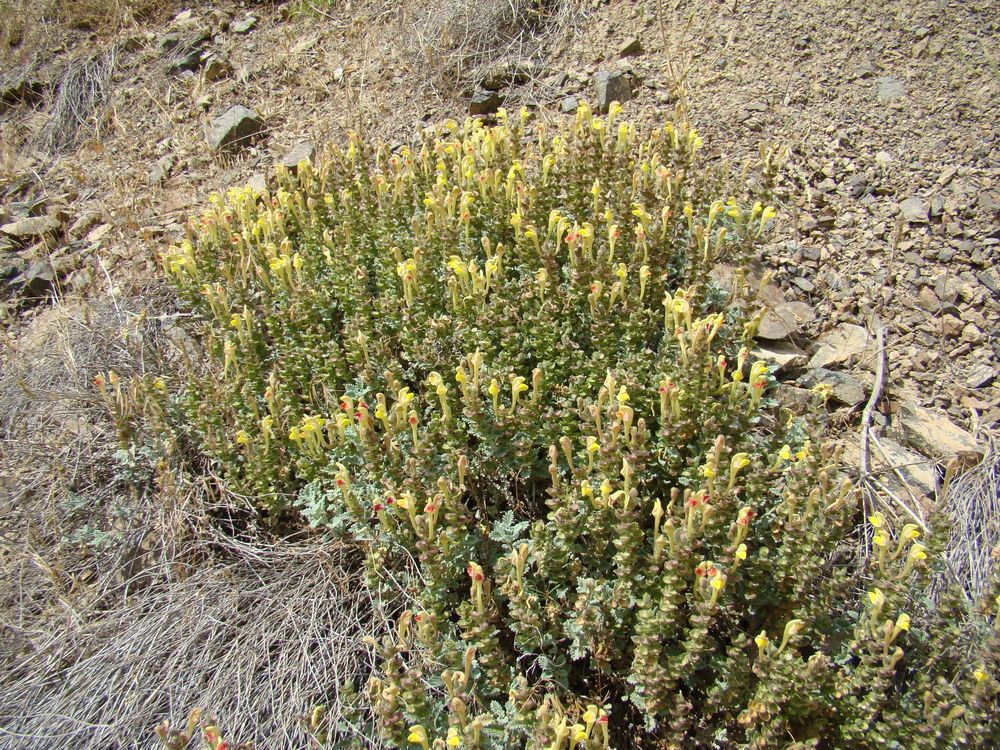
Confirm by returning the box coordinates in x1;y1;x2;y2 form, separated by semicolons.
403;0;576;92
0;289;384;749
0;540;383;750
35;46;117;153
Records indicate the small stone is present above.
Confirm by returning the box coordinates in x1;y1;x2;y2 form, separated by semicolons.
757;300;816;340
845;173;868;198
775;384;814;414
0;250;26;279
86;223;112;244
937;166;958;187
561;96;579;113
592;70;631;112
940;314;962;338
798;368;866;406
469;89;503;116
280;142;315;172
619;38;643;57
149;154;175;185
897;397;982;460
754;342;808;374
916;286;940;312
208;105;265;151
232;16;257;34
0;215;62;240
961;323;982;344
976;267;999;296
979;191;1000;217
808;323;872;369
966;364;995;389
791;276;815;293
745;100;768;113
876;76;906;103
68;212;100;238
203;57;231;82
899;196;928;223
169;49;205;74
17;259;57;297
247;173;267;193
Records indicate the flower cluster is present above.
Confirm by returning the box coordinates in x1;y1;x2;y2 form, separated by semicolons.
145;105;999;748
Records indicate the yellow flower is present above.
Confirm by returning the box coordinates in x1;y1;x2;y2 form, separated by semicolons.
895;613;910;632
735;543;747;560
778;444;792;461
868;588;886;608
446;727;462;747
710;575;725;591
873;531;889;547
973;668;988;683
407;725;429;750
868;513;885;529
754;631;769;650
909;543;927;561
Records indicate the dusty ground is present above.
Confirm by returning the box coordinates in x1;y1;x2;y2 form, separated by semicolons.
0;0;997;746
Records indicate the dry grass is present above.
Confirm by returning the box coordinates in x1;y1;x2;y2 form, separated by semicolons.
0;288;384;749
402;0;576;92
35;45;118;153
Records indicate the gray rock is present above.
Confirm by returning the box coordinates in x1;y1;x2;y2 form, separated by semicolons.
976;267;999;296
561;96;579;113
232;16;257;34
799;368;866;406
0;250;26;279
208;105;265;151
619;38;643;57
807;323;872;369
0;215;62;240
755;342;808;374
775;384;814;414
481;59;542;91
876;76;906;103
280;142;315;172
966;364;995;389
168;49;205;74
897;397;982;460
17;259;57;297
592;70;631;112
469;89;502;116
203;57;231;82
899;196;928;223
247;173;267;193
757;301;816;341
149;154;175;185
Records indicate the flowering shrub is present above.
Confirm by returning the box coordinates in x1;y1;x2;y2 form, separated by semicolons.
151;105;999;749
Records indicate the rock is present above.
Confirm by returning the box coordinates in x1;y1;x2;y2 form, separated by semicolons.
247;173;267;193
775;384;814;414
149;154;175;185
799;368;866;406
808;323;872;369
619;38;643;57
899;196;928;223
876;76;906;103
280;142;315;172
897;398;982;461
208;105;265;151
757;301;816;340
745;100;768;113
979;190;1000;217
976;267;999;296
0;215;62;241
592;70;631;112
469;89;502;116
966;364;995;389
68;212;100;238
561;96;579;113
846;437;937;499
232;16;257;34
168;49;205;74
16;259;57;297
86;223;112;244
916;286;940;312
203;57;231;82
0;77;44;106
0;250;26;279
940;314;962;338
755;342;808;374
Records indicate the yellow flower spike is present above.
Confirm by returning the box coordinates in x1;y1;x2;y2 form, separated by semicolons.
727;453;751;490
735;543;747;561
531;367;543;404
868;587;886;609
895;613;910;632
758;205;777;235
510;375;528;409
776;619;805;654
446;727;461;748
973;668;988;683
909;543;927;561
488;378;501;413
873;530;889;548
580;480;594;499
754;630;770;659
616;385;629;406
235;430;251;447
638;265;650;302
607;223;620;264
407;725;430;750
